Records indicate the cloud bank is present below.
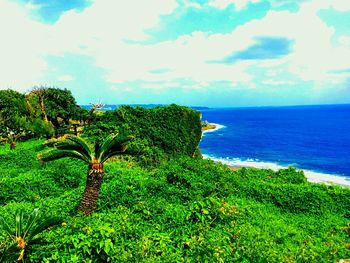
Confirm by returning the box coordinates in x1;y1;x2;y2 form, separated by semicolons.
0;0;349;106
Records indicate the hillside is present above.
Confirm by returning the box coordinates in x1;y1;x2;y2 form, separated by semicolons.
0;140;349;262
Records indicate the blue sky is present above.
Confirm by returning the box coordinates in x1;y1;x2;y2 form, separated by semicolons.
0;0;350;107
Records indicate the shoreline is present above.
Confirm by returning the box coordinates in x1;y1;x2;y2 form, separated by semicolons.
202;123;226;134
203;154;350;188
201;122;350;188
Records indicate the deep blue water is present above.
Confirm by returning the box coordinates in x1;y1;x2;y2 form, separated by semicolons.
199;105;350;178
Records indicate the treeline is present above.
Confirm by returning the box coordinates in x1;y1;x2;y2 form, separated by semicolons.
0;88;203;162
0;87;89;140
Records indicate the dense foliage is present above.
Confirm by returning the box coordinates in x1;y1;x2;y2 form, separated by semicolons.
0;88;86;140
0;89;27;133
0;140;349;262
41;88;79;127
83;104;203;164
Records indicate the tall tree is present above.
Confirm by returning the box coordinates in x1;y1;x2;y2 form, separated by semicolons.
0;89;27;134
37;134;134;215
26;87;48;122
27;87;80;128
43;88;78;127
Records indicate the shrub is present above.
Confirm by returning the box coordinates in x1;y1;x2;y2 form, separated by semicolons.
83;105;202;165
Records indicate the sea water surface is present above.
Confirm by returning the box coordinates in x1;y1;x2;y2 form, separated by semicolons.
199;104;350;187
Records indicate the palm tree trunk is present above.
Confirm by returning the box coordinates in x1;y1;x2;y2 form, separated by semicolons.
10;142;16;150
78;162;104;215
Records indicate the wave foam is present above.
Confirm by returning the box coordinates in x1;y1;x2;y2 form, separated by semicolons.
203;154;350;188
202;123;226;134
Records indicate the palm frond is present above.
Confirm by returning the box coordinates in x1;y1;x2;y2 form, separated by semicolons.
98;134;133;162
94;142;101;161
0;241;17;262
0;208;61;262
66;136;93;158
101;148;130;163
38;149;90;163
53;141;91;157
15;209;23;238
96;133;118;160
29;217;62;239
23;208;40;239
0;217;13;236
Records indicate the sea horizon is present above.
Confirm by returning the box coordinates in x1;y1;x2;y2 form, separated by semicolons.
200;105;350;188
80;102;350;110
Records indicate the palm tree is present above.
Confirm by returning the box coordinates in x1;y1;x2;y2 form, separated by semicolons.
0;131;24;150
0;208;61;262
37;134;133;215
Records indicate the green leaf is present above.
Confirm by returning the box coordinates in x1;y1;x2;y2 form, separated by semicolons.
15;209;23;237
29;217;61;240
23;208;40;239
67;136;93;158
38;149;90;163
0;217;13;236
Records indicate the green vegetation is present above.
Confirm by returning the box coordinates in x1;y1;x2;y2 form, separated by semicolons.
38;134;134;215
0;208;61;262
0;87;87;139
0;140;349;262
0;88;349;262
83;104;202;165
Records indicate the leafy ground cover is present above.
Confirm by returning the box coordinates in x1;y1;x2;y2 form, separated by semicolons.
0;140;349;262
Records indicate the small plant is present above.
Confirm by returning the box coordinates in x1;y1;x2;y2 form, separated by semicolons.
0;208;61;262
0;129;24;150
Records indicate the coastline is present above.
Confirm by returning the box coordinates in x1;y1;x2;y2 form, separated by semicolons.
202;123;226;134
201;123;350;188
203;154;350;188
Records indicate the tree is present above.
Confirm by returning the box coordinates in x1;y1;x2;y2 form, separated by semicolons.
43;88;79;128
26;87;79;128
0;90;27;134
0;208;61;262
87;102;105;124
26;87;49;122
37;134;134;215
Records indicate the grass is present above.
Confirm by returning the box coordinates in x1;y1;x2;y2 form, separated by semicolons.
0;139;349;262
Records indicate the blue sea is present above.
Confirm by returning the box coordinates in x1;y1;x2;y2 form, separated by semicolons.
199;104;350;187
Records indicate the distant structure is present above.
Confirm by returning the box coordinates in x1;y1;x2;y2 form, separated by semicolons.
89;102;105;114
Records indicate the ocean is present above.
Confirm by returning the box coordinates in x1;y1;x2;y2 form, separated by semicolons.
199;104;350;187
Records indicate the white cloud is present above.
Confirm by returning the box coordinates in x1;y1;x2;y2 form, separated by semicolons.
338;36;350;47
0;1;50;91
58;75;74;82
0;0;349;95
207;0;261;10
0;0;178;90
319;0;350;12
89;0;349;90
262;79;295;86
215;0;350;85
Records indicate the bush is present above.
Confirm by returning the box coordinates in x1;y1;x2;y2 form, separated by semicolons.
83;105;202;165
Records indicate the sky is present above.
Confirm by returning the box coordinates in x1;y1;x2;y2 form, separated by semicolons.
0;0;350;107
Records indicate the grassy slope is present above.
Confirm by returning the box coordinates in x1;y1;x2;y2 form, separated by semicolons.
0;140;349;262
